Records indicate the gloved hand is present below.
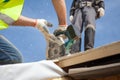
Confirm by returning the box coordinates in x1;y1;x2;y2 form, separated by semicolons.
69;15;74;22
35;19;52;33
53;25;67;39
56;26;67;31
98;8;105;17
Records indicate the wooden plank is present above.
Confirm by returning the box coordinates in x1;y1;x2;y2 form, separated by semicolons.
55;41;120;68
68;63;120;79
50;74;120;80
91;74;120;80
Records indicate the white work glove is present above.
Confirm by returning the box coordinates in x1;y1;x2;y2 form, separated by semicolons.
57;26;67;31
54;25;67;39
35;19;52;33
98;8;105;17
69;15;74;22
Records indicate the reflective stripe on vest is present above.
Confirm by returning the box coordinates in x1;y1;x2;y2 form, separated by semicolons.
0;12;14;25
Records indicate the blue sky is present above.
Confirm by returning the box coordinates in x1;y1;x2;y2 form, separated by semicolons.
0;0;120;63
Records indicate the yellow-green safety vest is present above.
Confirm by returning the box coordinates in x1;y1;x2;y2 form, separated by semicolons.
0;0;24;30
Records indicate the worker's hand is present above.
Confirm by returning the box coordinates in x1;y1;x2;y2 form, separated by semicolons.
69;15;74;22
56;26;67;31
35;19;52;28
98;8;105;17
35;19;52;33
53;25;67;39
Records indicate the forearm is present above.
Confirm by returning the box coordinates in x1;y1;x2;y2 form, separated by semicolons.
52;0;67;26
12;15;36;27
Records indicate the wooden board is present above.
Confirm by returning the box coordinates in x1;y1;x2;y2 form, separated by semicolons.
69;62;120;79
55;41;120;68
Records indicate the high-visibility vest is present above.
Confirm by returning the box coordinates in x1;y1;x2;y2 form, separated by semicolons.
0;0;24;30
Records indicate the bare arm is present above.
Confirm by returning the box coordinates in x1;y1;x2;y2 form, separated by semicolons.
12;15;36;27
52;0;67;27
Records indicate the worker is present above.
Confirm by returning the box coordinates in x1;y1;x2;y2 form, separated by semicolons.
0;0;67;64
69;0;105;53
